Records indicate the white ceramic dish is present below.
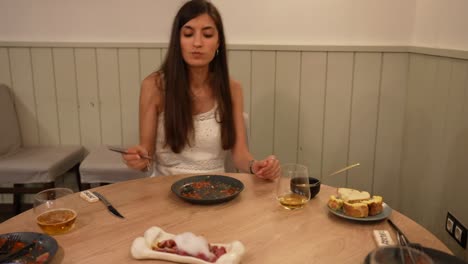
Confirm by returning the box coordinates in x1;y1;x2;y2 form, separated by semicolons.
131;226;245;264
328;203;392;221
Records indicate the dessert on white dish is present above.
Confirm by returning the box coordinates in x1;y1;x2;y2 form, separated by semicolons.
131;226;245;264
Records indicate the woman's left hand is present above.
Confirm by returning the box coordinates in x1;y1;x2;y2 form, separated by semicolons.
252;155;280;180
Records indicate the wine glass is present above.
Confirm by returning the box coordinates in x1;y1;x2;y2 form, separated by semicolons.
368;246;433;264
34;188;77;235
276;163;311;210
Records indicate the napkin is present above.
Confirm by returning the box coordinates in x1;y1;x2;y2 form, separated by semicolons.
130;226;245;264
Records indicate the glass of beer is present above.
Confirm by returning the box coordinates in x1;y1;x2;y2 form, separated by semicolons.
276;163;311;210
34;188;77;235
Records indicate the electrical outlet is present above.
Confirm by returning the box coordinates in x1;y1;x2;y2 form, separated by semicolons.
446;216;454;234
455;226;462;241
446;212;467;249
454;223;467;248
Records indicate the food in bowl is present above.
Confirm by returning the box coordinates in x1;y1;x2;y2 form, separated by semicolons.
327;188;383;218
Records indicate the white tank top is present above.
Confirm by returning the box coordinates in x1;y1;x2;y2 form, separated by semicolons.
151;105;227;176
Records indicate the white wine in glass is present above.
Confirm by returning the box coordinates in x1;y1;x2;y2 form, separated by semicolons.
276;163;311;210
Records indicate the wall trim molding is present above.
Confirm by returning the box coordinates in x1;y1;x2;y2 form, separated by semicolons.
1;41;467;60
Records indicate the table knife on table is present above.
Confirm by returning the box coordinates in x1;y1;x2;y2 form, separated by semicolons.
93;191;125;219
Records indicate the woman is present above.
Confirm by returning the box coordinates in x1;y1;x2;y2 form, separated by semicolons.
123;0;279;180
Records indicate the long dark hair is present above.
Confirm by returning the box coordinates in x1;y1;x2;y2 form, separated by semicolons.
160;0;234;153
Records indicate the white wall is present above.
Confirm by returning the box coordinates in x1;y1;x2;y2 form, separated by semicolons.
411;0;468;50
214;0;414;46
0;0;185;42
0;0;466;50
0;0;415;46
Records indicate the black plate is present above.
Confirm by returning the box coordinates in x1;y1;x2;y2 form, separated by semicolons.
0;232;58;263
364;246;468;264
171;175;244;205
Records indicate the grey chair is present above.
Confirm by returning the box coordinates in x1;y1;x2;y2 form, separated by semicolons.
0;84;85;215
79;113;250;188
79;146;148;190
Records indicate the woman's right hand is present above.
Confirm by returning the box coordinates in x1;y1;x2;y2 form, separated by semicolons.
122;145;152;171
252;155;280;180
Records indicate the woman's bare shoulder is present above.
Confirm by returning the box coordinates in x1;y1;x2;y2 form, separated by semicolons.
229;78;243;98
142;72;163;93
229;78;242;89
141;72;163;108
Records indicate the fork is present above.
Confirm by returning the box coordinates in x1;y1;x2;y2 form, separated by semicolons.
0;234;20;254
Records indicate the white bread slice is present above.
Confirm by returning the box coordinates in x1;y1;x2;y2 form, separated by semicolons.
337;188;370;202
337;188;354;200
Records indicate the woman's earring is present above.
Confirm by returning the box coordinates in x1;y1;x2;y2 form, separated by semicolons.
216;49;219;56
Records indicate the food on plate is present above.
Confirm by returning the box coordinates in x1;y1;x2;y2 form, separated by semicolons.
153;232;227;263
327;195;343;211
362;195;383;216
337;188;370;202
343;201;368;218
180;181;240;200
131;226;245;264
327;188;383;218
0;237;51;264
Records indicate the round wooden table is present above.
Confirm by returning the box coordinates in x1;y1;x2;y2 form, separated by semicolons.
0;173;451;263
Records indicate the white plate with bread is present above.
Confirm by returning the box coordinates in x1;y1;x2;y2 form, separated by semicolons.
327;188;392;221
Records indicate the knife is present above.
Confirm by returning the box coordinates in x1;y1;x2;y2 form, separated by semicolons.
93;191;125;218
0;242;35;262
